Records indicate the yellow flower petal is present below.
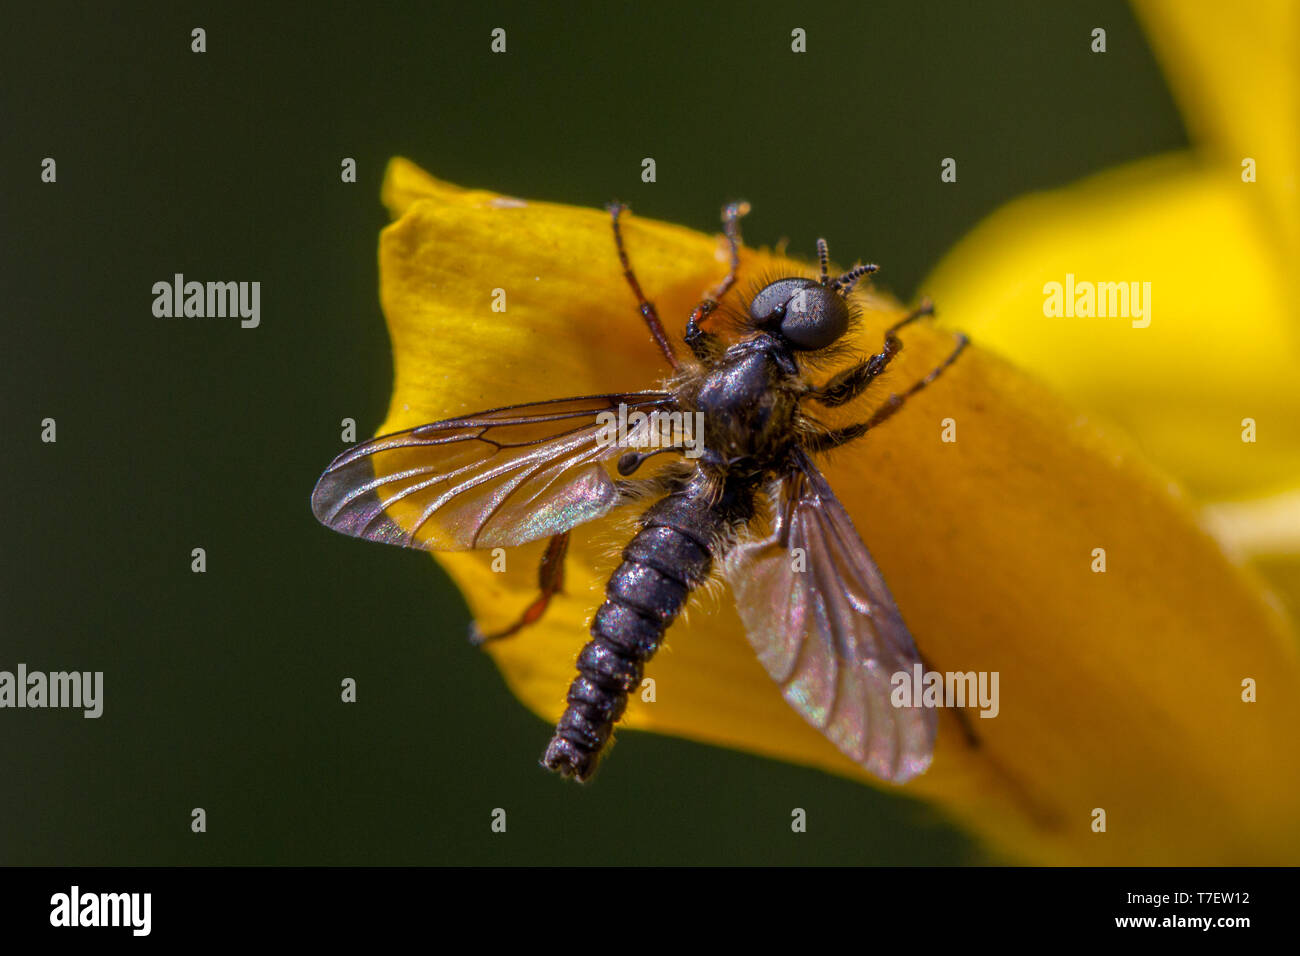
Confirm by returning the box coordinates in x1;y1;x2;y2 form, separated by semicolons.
925;3;1300;505
373;159;1300;864
922;153;1300;502
1134;0;1298;258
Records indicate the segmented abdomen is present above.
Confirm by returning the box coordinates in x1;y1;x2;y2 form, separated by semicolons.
542;490;723;781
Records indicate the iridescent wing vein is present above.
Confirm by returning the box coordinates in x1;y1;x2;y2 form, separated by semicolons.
311;392;675;551
724;449;936;782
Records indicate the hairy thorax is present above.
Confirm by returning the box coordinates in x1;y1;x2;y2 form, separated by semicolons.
678;340;800;473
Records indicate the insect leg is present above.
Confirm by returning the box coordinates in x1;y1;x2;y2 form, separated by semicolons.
810;299;936;407
608;203;679;370
468;531;570;646
803;331;969;451
684;201;749;362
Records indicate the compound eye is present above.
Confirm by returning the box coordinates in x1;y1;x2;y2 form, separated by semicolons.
779;285;850;350
748;278;811;327
749;277;850;350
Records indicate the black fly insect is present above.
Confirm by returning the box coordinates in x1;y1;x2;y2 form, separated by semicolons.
311;202;968;784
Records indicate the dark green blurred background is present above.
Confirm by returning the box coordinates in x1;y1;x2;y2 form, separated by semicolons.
2;1;1185;864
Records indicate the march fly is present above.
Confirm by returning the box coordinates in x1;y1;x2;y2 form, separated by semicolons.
311;201;968;784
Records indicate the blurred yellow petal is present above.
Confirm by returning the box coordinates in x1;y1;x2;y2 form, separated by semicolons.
371;159;1300;864
1204;488;1300;622
922;154;1300;501
1134;0;1298;258
1204;488;1300;560
925;2;1300;505
923;2;1300;660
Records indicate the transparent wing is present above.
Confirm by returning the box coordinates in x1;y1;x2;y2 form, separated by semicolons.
723;450;935;783
311;392;674;551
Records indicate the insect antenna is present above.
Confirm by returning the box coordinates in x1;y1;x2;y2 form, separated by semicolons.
816;238;831;286
816;238;880;296
833;263;880;296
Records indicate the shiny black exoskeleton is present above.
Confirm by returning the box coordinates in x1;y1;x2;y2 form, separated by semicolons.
310;200;968;784
541;214;932;781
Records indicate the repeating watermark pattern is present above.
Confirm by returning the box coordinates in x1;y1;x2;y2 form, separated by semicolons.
595;403;705;459
50;886;150;936
152;274;260;328
1043;274;1151;328
0;664;102;718
890;663;999;718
